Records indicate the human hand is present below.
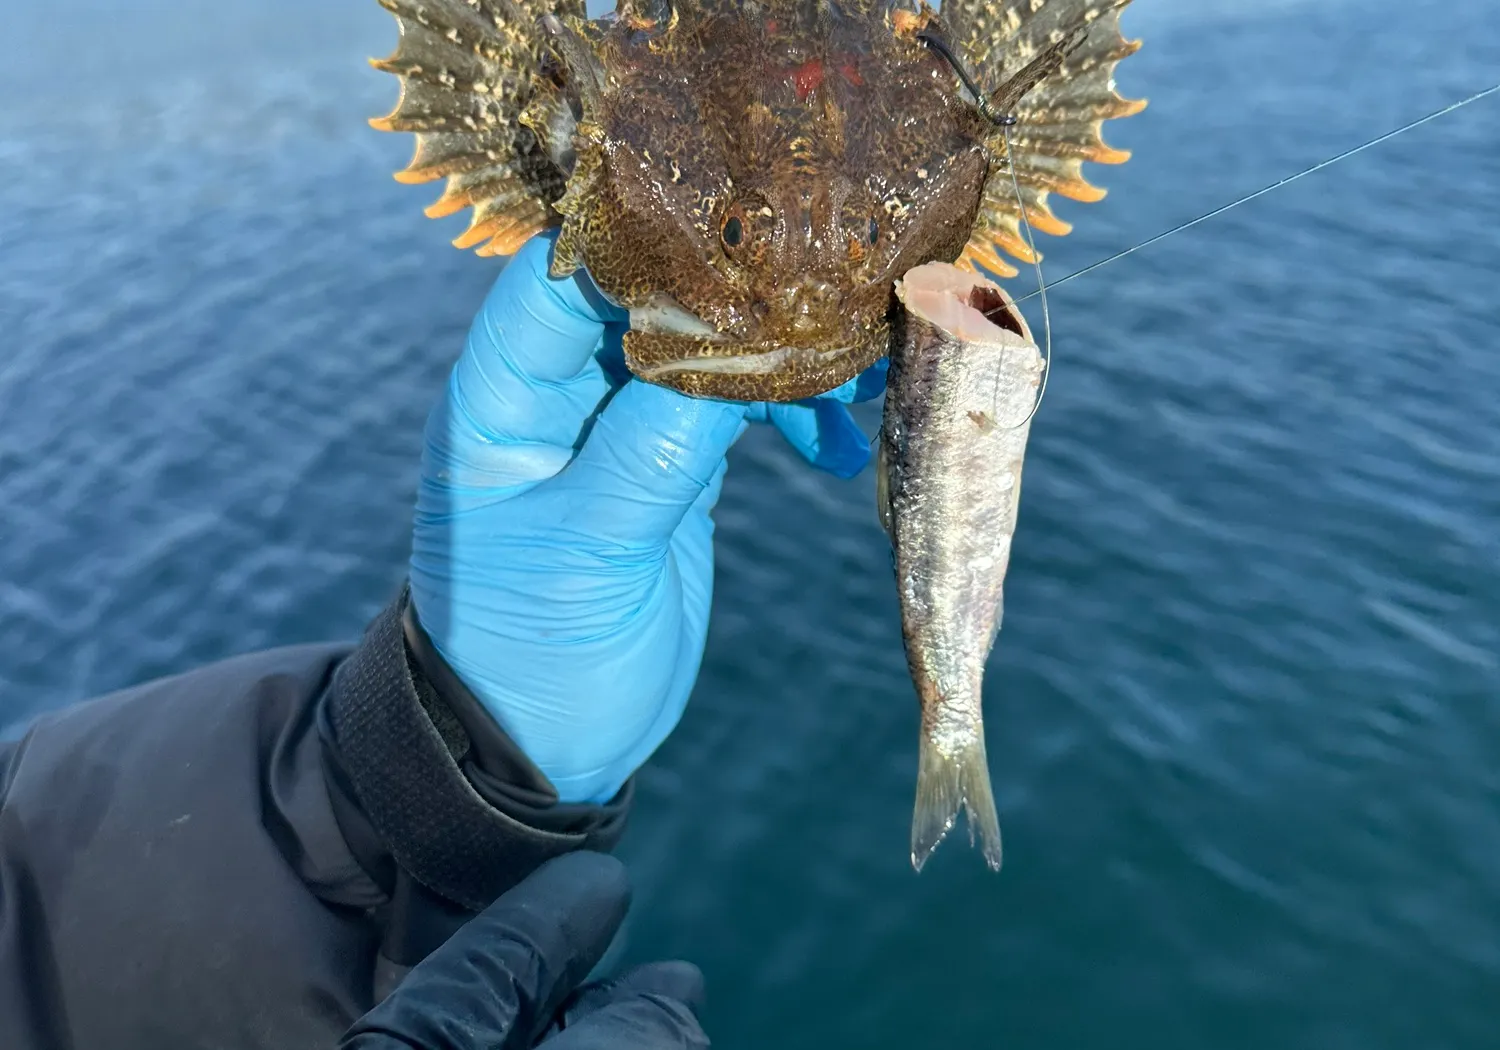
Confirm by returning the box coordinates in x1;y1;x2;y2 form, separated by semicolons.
338;851;707;1050
409;230;886;803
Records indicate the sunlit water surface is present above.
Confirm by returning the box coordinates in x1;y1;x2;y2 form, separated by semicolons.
3;0;1498;1046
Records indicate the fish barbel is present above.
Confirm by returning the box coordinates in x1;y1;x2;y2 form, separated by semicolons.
878;260;1044;873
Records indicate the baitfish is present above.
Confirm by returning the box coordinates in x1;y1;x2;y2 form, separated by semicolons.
877;260;1044;873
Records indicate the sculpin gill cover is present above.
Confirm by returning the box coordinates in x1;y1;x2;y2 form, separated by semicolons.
878;261;1044;872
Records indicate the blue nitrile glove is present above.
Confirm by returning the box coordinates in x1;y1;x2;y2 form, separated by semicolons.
339;851;708;1050
409;230;887;804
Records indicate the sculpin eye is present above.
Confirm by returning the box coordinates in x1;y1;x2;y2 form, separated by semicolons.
719;197;773;266
840;193;882;265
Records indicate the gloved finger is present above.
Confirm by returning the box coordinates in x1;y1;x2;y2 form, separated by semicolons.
337;852;631;1050
541;995;710;1050
809;358;889;404
435;233;625;485
541;379;750;547
562;961;706;1026
762;399;872;478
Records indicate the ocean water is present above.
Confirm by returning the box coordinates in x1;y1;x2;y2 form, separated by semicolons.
3;0;1498;1047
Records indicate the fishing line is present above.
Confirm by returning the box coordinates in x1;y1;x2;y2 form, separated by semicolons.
915;32;1495;428
915;30;1012;124
916;28;1055;429
1001;122;1052;431
1009;80;1500;305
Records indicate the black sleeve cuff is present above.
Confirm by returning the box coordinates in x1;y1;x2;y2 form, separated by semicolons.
320;587;632;917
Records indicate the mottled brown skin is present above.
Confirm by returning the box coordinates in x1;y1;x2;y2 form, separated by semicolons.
545;1;995;402
370;0;1144;404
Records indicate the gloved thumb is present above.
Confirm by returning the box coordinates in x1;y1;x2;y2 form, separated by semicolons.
541;378;749;547
336;852;630;1050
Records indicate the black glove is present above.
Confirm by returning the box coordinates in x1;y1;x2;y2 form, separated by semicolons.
339;852;709;1049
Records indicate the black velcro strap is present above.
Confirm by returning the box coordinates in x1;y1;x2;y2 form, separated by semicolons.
324;591;631;912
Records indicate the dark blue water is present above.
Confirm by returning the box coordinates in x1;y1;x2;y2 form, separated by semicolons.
3;0;1498;1046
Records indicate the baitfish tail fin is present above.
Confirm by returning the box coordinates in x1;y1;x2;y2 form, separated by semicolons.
911;719;1003;873
939;0;1148;277
368;0;586;258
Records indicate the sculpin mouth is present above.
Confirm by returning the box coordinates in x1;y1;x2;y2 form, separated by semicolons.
627;298;730;343
637;344;853;378
621;292;889;402
623;327;888;402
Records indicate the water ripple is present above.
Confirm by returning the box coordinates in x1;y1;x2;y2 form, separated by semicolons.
4;0;1500;1046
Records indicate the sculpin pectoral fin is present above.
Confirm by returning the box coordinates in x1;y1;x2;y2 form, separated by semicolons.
369;0;584;258
912;715;1003;873
941;0;1147;277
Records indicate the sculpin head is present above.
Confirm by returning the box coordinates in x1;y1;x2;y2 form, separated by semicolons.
542;0;992;401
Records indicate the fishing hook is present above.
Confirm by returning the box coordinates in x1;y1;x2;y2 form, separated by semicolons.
916;30;1052;429
915;30;1016;128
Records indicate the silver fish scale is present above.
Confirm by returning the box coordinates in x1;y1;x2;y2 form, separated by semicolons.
882;314;1044;761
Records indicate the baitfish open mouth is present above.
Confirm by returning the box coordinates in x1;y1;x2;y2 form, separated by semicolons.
896;263;1035;347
